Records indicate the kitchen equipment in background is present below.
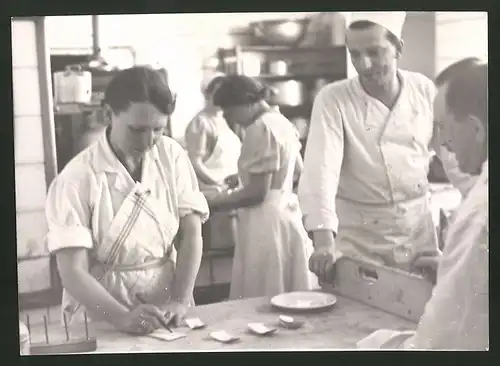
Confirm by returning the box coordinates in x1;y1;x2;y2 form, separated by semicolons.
28;312;98;355
268;80;305;107
300;12;347;47
19;320;30;355
240;53;262;77
249;19;309;46
291;117;309;140
75;112;108;154
269;60;288;76
311;78;330;102
53;65;92;104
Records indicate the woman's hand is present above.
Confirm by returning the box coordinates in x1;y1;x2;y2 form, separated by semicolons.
113;304;169;336
162;300;190;328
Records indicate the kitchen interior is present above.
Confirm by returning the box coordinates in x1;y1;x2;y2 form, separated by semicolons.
13;12;488;352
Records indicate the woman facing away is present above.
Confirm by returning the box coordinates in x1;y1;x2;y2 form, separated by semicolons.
206;75;318;300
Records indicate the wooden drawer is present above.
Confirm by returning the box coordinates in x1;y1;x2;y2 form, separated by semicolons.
212;257;233;285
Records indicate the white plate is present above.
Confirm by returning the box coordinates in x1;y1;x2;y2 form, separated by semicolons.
270;291;337;311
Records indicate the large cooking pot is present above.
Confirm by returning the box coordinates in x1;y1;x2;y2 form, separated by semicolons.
267;80;305;107
249;19;309;46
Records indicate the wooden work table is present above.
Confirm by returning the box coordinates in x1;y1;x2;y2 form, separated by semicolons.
26;293;415;353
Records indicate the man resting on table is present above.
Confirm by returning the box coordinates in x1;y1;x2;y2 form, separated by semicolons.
358;59;488;350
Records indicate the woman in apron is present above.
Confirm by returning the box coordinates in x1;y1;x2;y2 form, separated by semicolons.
185;73;242;251
206;75;318;299
45;67;209;335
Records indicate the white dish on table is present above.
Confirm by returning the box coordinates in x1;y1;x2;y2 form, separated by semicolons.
270;291;337;311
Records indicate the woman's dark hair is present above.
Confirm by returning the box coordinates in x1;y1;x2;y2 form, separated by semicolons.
435;57;483;87
213;75;266;109
102;66;176;115
348;20;403;52
204;75;226;96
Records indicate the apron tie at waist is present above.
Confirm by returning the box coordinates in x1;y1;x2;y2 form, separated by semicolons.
96;254;172;273
336;191;430;209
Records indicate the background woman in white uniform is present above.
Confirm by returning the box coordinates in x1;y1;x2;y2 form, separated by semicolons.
185;73;242;251
185;73;241;193
45;67;209;335
207;75;317;299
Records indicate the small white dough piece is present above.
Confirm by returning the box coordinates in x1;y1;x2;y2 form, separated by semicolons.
185;317;205;329
279;315;294;324
210;330;238;343
148;330;186;342
248;323;272;334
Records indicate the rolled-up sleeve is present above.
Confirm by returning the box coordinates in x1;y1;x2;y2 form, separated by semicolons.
184;115;214;159
45;175;94;253
175;148;210;223
298;87;344;234
239;121;280;175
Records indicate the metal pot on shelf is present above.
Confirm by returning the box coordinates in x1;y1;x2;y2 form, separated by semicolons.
267;80;305;107
53;64;92;104
249;19;309;46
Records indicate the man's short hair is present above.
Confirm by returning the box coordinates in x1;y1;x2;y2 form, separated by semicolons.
441;60;488;129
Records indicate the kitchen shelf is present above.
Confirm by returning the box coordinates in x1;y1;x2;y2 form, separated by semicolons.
54;102;102;116
218;44;348;156
253;72;344;81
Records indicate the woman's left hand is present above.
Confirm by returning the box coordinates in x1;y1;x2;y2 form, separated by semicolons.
162;300;189;327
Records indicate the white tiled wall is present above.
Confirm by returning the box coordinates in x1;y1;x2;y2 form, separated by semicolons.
12;18;52;293
435;12;488;74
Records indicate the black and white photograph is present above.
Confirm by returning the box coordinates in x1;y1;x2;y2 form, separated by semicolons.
12;11;488;354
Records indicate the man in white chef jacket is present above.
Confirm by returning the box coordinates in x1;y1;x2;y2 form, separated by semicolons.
299;12;451;277
357;59;488;350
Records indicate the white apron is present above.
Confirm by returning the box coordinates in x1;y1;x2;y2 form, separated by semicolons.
199;118;242;250
62;170;193;325
198;117;241;191
229;152;318;300
336;80;439;271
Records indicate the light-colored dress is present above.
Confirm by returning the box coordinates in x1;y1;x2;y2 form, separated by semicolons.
45;130;209;324
185;110;241;191
299;70;441;270
357;161;488;350
185;111;242;250
229;111;318;300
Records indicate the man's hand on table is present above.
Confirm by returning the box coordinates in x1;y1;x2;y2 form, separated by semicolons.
309;231;338;282
411;253;441;285
113;304;169;336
